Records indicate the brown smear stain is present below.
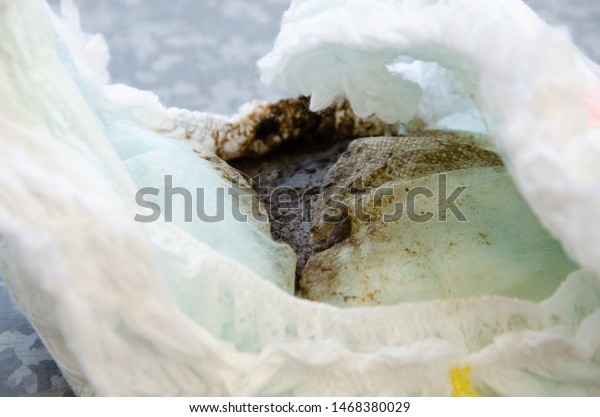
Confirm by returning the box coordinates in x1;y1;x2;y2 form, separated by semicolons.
219;96;505;303
228;96;397;287
212;96;395;160
300;135;503;303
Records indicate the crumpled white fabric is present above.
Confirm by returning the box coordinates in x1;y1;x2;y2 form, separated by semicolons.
258;0;600;275
1;0;600;396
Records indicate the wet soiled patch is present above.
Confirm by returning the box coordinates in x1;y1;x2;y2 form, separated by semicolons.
232;131;576;307
231;139;352;284
214;96;394;160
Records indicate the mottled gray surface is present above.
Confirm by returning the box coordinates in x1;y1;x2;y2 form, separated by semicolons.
526;0;600;62
1;0;599;396
48;0;600;115
51;0;291;114
0;276;71;396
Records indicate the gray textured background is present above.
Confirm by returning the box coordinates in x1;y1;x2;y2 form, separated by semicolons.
1;0;599;396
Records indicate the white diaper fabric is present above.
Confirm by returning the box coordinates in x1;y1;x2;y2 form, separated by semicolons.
1;0;599;396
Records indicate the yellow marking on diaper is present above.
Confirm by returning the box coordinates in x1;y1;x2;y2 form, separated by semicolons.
450;366;479;397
